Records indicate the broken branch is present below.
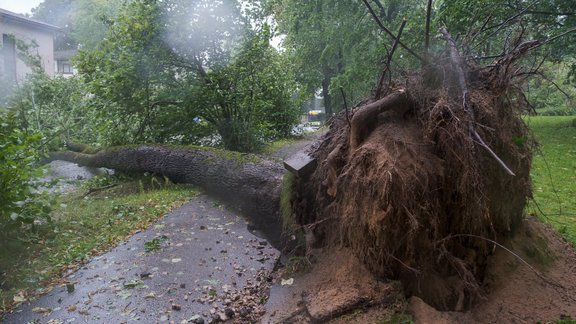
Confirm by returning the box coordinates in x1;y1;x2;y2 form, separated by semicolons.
361;0;425;64
375;19;406;100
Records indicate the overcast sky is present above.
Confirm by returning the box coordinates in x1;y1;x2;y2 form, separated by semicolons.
1;0;43;15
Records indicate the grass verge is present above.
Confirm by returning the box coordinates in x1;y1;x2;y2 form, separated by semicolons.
0;175;198;313
526;116;576;245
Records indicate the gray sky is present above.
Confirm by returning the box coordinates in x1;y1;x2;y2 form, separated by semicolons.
1;0;43;15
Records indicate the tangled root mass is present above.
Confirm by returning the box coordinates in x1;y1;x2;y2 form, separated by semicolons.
294;56;533;311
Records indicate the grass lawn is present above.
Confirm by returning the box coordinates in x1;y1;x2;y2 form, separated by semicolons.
526;116;576;245
0;176;198;313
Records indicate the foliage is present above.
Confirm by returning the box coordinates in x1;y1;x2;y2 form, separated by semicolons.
524;62;576;116
270;0;425;115
74;0;185;144
438;0;576;60
144;235;169;253
190;26;302;152
438;0;576;116
0;111;54;230
32;0;127;50
269;0;576;118
526;116;576;245
72;0;300;151
9;73;104;148
0;178;196;313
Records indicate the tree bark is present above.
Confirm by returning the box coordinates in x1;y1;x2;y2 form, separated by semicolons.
47;145;286;247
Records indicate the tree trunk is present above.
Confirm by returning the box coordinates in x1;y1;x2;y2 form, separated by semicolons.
322;66;333;117
47;145;286;247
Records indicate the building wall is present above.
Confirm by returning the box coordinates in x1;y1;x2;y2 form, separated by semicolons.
0;18;55;82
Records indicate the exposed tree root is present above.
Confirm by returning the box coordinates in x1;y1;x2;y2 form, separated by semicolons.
293;42;534;310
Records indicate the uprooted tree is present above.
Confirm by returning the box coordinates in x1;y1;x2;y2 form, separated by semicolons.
46;3;575;312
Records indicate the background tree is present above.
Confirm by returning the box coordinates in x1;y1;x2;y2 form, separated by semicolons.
74;0;186;144
438;0;576;114
269;0;423;115
32;0;127;50
189;26;302;152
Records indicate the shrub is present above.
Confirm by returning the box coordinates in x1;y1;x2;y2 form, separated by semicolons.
0;111;54;231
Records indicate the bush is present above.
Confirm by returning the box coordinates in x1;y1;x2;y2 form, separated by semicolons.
0;111;54;231
9;73;106;149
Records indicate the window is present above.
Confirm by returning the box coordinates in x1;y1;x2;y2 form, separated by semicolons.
57;60;73;74
2;34;17;81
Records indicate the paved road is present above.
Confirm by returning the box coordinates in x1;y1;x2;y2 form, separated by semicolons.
4;195;280;323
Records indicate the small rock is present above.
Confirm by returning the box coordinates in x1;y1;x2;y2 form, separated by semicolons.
172;304;181;311
217;312;228;321
189;316;205;324
239;307;250;318
189;315;205;324
224;308;234;318
140;272;151;279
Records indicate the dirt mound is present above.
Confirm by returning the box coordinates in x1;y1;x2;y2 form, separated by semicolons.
265;219;576;323
411;218;576;323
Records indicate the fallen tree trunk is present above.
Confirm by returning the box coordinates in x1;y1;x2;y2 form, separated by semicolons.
47;146;286;247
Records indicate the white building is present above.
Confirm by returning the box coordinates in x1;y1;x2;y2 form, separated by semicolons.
0;8;59;84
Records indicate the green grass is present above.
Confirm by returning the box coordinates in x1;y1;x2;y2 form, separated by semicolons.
526;116;576;245
0;176;198;313
263;137;301;155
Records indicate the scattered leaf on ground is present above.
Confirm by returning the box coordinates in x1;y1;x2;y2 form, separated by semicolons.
13;291;27;303
117;290;132;300
32;306;51;314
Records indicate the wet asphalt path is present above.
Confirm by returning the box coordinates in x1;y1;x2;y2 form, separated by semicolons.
4;195;280;323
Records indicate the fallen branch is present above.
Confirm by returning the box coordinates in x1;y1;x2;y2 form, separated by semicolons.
82;184;118;198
